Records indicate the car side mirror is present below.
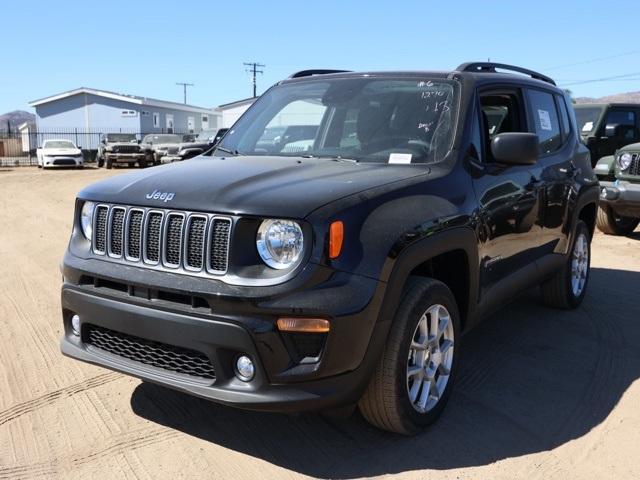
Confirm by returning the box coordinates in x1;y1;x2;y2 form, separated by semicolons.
604;123;622;138
490;132;539;165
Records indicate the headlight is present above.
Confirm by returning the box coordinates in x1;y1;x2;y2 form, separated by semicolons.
80;201;95;240
105;146;113;152
618;152;633;170
256;219;304;269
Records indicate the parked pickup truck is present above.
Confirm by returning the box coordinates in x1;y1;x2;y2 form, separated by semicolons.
61;63;599;435
37;139;84;168
97;133;146;169
161;128;228;162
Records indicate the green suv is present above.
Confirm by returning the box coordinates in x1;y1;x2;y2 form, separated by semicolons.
595;145;640;234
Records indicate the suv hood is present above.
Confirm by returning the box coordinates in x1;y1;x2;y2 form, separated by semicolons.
79;155;428;217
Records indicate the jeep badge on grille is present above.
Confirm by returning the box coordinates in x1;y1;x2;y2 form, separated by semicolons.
146;190;175;202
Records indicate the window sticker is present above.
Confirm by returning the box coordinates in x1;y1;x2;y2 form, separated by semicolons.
538;109;552;131
388;153;412;164
582;121;593;132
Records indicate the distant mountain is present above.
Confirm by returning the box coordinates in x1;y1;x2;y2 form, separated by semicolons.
0;110;35;131
574;91;640;104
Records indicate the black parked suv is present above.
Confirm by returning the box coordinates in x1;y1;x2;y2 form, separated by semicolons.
60;63;599;435
574;103;640;166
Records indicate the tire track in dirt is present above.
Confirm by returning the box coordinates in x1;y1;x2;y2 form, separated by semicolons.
0;426;180;479
0;372;120;427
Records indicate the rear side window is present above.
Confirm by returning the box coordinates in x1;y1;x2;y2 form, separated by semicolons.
556;95;572;143
527;89;562;154
604;110;637;140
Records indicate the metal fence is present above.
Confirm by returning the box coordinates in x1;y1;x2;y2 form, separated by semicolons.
0;128;198;167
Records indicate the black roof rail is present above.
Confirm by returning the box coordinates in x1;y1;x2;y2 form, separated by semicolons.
456;62;556;86
288;69;351;79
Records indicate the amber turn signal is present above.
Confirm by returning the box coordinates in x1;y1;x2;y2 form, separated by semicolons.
329;221;344;259
277;317;330;333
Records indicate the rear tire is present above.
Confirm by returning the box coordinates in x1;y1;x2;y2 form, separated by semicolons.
359;277;460;435
596;205;639;235
541;220;591;309
139;158;148;168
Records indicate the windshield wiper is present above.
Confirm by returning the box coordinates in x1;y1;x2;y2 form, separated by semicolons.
215;146;243;156
301;154;358;163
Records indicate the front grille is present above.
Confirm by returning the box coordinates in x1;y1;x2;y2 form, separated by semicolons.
53;158;77;166
92;204;232;277
86;324;216;380
628;155;640;176
113;145;139;154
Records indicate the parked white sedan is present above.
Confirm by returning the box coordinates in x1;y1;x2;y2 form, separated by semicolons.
37;139;84;168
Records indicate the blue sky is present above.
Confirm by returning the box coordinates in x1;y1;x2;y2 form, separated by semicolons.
3;0;639;114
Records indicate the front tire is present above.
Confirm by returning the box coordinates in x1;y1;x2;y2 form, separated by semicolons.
541;220;591;309
105;157;113;169
596;205;639;235
359;277;460;435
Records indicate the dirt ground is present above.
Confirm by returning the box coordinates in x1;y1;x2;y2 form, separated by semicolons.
0;166;639;480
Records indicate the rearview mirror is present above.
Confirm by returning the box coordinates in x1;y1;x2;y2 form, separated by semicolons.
490;132;539;165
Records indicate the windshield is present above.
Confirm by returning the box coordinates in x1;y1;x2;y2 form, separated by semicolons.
105;134;137;143
196;129;217;141
217;77;459;164
574;106;604;135
44;140;76;149
143;134;182;144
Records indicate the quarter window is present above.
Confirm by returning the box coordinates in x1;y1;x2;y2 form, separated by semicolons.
527;90;562;154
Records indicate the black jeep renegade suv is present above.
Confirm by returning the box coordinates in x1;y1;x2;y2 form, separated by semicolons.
61;63;599;435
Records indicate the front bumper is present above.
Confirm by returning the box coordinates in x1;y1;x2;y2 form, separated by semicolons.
105;153;145;162
599;180;640;217
161;154;183;163
60;252;388;412
43;157;83;167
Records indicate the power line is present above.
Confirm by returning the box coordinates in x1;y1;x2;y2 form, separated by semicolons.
559;71;640;87
176;82;194;104
544;50;640;71
244;62;265;98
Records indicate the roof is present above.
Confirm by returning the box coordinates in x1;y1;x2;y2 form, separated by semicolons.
218;97;256;109
29;87;215;114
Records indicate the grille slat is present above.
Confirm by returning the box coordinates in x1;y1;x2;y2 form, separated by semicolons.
109;208;125;256
94;206;109;253
145;212;163;263
127;210;144;260
186;217;207;269
93;204;231;277
164;214;184;267
629;155;640;176
209;218;231;273
86;324;216;380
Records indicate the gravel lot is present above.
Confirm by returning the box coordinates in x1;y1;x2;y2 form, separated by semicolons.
1;166;639;480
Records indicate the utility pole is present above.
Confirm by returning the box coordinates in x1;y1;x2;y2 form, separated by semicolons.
176;82;194;104
244;62;265;97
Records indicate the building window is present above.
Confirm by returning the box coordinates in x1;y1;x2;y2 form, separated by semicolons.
153;112;160;128
121;110;137;117
202;114;209;130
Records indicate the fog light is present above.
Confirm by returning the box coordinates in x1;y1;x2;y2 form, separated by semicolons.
235;355;255;381
71;314;81;336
